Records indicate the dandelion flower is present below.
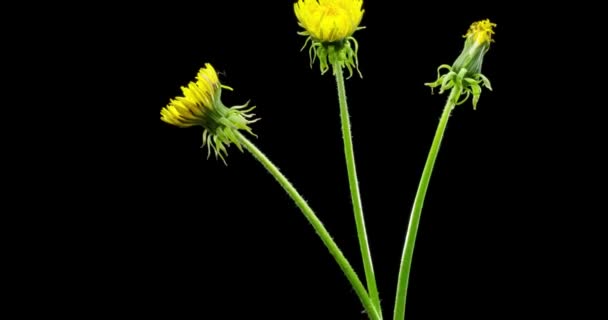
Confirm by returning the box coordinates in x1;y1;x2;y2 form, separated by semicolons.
294;0;364;43
294;0;365;77
425;20;496;109
161;63;258;162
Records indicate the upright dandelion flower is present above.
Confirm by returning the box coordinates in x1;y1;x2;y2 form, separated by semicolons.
294;0;365;77
426;19;496;109
296;1;383;316
160;63;258;163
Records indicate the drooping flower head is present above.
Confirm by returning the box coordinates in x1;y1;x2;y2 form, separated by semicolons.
294;0;365;77
161;63;258;163
425;20;496;109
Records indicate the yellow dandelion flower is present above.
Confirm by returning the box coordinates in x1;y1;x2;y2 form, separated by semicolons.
294;0;364;77
294;0;364;43
161;63;258;163
465;19;496;47
425;20;496;109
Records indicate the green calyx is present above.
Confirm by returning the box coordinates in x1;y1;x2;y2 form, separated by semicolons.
201;88;259;164
301;36;362;78
425;64;492;109
452;38;490;78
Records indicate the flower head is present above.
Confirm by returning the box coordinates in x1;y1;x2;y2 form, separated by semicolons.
161;63;258;163
294;0;364;43
452;19;496;77
294;0;364;77
425;20;496;109
465;19;496;47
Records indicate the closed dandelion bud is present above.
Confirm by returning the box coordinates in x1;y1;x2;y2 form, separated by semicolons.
452;19;496;77
425;19;496;109
294;0;365;77
160;63;258;163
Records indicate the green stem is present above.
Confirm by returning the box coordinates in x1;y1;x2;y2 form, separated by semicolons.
334;66;382;317
393;87;462;320
236;132;381;320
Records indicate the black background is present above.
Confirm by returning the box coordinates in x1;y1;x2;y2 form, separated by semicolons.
25;2;602;319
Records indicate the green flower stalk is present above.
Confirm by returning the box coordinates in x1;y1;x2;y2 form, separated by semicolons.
393;20;496;320
295;1;382;317
161;63;381;320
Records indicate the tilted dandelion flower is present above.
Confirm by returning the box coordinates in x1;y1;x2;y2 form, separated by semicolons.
294;0;365;77
160;63;258;163
426;19;496;109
